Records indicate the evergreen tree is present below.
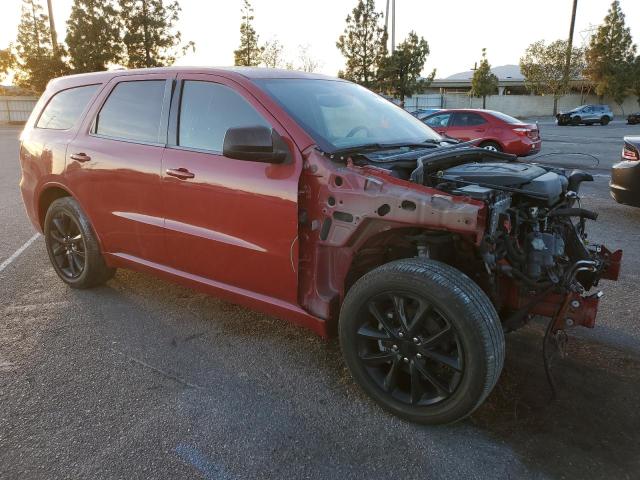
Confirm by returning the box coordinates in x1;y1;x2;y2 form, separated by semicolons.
377;31;434;103
585;0;636;106
470;48;498;109
119;0;193;68
520;39;585;115
66;0;123;72
633;56;640;107
234;0;263;66
336;0;387;88
14;0;68;91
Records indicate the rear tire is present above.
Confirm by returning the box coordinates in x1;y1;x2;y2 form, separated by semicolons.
600;116;610;125
44;197;115;289
479;141;502;152
339;259;505;425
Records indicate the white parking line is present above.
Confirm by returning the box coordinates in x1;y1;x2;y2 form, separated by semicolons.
0;233;41;273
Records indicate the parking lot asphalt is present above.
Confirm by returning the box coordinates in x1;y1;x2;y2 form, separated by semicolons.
1;123;640;479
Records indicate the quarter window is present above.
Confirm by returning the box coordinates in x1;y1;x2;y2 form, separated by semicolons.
36;84;99;130
178;81;269;152
94;80;166;143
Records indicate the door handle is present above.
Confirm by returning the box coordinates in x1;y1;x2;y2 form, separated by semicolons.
70;152;91;162
474;129;485;132
166;167;195;180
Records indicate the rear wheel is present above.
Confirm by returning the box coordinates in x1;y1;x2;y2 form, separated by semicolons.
479;141;502;152
600;116;610;125
339;259;505;424
44;197;115;288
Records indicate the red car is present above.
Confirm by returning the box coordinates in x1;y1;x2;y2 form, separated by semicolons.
20;68;620;425
423;109;541;157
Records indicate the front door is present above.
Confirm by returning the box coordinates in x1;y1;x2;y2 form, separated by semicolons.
66;73;174;264
160;74;301;304
424;112;452;135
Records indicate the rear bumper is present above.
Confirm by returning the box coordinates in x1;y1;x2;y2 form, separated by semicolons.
508;138;541;157
610;160;640;207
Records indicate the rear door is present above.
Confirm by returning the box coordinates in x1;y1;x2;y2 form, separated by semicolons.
447;112;488;141
160;74;301;303
66;73;174;264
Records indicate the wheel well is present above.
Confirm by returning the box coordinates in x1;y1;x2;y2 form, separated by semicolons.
38;187;71;228
343;228;463;295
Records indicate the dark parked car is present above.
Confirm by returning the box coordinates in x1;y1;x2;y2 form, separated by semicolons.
556;105;613;125
610;137;640;207
422;108;541;157
627;112;640;125
20;67;621;425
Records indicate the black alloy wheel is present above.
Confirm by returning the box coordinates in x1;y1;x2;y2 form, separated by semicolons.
340;259;504;425
44;196;115;288
355;291;463;406
47;210;86;279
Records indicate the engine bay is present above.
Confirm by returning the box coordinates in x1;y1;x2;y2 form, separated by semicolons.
349;142;622;333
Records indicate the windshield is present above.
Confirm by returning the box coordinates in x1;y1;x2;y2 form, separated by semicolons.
255;79;441;153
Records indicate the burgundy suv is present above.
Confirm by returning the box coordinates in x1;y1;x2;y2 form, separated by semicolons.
20;68;621;424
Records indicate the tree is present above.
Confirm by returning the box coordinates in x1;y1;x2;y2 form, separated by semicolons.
585;0;636;110
297;44;321;73
0;48;15;82
66;0;123;73
119;0;193;68
470;48;498;109
234;0;263;67
336;0;387;88
261;38;284;68
633;56;640;107
14;0;68;92
377;31;434;104
520;39;585;115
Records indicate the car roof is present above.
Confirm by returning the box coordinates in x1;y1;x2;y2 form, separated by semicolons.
47;66;342;91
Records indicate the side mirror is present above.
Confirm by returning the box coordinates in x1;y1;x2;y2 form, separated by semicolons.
222;125;288;163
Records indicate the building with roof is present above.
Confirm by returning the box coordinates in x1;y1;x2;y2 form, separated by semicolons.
422;64;589;96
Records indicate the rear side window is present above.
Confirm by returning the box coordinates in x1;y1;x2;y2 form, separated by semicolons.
451;112;486;127
36;84;99;130
94;80;166;143
178;81;269;152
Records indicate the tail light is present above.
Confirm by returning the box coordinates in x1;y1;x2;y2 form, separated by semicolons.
622;144;639;161
513;127;539;139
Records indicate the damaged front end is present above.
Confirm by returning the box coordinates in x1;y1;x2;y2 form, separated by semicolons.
298;142;622;341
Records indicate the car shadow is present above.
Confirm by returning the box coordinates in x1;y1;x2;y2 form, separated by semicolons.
471;325;640;479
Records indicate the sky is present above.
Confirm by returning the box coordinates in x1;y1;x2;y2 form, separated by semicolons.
1;0;640;83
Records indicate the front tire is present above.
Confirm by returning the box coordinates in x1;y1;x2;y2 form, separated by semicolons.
571;116;581;126
339;259;505;425
44;197;115;289
600;116;610;125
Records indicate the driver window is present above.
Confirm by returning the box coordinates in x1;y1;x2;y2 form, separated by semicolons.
178;80;270;152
